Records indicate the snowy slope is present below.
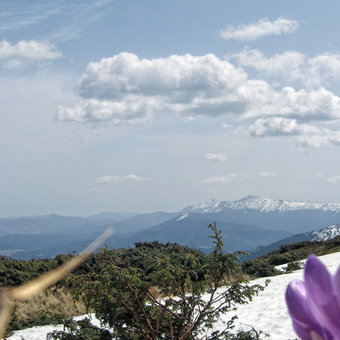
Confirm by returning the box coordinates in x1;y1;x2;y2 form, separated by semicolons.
211;251;340;339
8;251;340;340
7;314;101;340
186;195;340;213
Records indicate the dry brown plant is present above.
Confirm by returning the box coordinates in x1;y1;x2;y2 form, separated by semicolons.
9;286;86;330
0;228;113;337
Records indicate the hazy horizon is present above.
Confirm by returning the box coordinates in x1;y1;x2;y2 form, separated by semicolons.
3;194;340;219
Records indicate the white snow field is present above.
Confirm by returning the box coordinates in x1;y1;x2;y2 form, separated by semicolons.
7;251;340;340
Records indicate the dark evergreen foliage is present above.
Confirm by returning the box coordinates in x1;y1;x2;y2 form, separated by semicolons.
242;236;340;278
49;223;267;339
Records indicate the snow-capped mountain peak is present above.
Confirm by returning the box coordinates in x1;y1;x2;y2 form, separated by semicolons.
185;199;224;213
185;195;340;214
310;224;340;241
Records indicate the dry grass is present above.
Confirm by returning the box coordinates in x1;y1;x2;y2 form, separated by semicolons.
8;286;86;332
0;228;113;337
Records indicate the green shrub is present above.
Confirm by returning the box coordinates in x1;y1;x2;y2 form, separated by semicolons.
49;223;267;340
268;254;290;266
242;261;281;278
284;261;303;273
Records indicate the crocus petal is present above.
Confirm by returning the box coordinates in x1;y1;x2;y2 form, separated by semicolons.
304;255;340;333
286;255;340;340
291;319;333;340
304;255;333;306
333;265;340;307
310;331;326;340
286;280;321;329
286;280;333;340
292;320;314;340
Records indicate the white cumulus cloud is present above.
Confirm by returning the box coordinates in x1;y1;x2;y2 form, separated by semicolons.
202;176;232;184
249;118;306;137
247;87;340;122
0;40;61;63
307;53;340;85
260;172;276;177
326;176;340;185
205;152;228;162
220;17;298;41
230;49;340;87
202;173;251;184
230;49;305;81
58;52;255;124
58;52;340;126
95;174;152;184
58;97;155;125
249;117;340;148
296;132;340;148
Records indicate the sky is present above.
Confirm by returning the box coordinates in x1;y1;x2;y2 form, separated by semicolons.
2;0;340;216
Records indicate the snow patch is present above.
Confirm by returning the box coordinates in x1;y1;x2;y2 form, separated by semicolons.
176;213;189;221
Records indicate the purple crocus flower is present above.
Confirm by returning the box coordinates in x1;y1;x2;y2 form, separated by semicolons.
286;254;340;340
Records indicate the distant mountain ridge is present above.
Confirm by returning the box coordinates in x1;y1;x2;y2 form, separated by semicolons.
104;213;291;254
182;195;340;234
246;224;340;260
1;195;340;260
184;195;340;213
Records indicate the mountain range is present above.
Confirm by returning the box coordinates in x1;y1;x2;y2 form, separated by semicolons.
1;195;340;259
246;224;340;260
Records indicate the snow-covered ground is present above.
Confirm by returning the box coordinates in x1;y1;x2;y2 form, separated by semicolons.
8;251;340;340
7;314;101;340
